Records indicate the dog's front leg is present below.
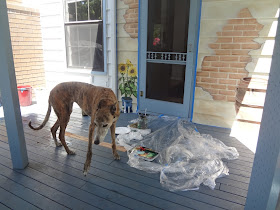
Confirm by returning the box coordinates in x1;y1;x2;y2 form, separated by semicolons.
110;122;120;160
83;122;95;176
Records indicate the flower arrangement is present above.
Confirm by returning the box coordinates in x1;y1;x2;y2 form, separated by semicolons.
118;59;137;98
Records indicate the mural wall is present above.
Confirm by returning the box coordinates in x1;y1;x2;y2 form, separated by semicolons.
117;0;139;112
193;0;278;129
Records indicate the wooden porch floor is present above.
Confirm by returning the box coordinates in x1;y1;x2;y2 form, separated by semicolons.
0;108;254;210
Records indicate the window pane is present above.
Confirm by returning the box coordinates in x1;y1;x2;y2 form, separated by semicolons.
67;2;76;21
89;0;102;20
147;0;190;53
67;47;79;67
65;23;103;71
78;26;91;46
79;47;92;68
77;0;88;21
66;26;78;46
146;63;185;104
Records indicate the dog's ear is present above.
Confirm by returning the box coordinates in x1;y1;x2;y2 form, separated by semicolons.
110;103;117;115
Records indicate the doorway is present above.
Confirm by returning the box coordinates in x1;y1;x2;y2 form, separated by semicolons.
138;0;201;118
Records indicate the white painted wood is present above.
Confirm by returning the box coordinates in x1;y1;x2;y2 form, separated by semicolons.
39;0;117;92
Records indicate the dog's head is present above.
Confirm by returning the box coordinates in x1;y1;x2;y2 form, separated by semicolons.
93;99;119;145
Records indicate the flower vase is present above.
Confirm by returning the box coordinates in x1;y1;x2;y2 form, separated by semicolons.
121;97;133;113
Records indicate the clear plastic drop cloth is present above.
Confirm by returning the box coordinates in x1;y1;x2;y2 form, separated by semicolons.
116;116;239;191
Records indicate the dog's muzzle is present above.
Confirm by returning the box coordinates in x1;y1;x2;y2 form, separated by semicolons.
94;140;100;145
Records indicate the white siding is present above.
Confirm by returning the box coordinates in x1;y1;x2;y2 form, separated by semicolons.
39;0;117;93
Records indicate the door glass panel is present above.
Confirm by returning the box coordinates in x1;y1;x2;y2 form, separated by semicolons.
147;0;190;53
146;63;185;104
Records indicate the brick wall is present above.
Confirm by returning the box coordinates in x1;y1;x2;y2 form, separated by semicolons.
6;2;45;94
121;0;138;38
196;8;263;102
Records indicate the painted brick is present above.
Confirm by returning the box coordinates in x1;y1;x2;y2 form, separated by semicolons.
201;77;218;84
240;56;252;62
233;37;255;43
201;67;219;72
227;85;237;91
202;61;211;67
215;37;233;43
210;72;228;79
209;43;220;49
234;25;256;31
228;19;244;24
219;90;235;96
211;62;230;68
196;71;210;77
243;31;260;36
220;56;239;61
223;25;234;31
204;56;219;61
244;19;258;24
230;62;247;68
232;49;250;55
196;83;211;89
213;95;226;100
222;31;243;36
219;68;238;73
219;79;237;85
229;73;248;79
227;96;236;102
211;84;227;89
206;89;219;95
237;8;253;18
215;50;231;55
242;43;261;49
221;44;240;49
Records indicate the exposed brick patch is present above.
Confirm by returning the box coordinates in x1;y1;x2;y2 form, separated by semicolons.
197;8;264;102
121;0;138;38
7;4;45;93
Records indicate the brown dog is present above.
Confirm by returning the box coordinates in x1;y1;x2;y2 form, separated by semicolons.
29;82;120;175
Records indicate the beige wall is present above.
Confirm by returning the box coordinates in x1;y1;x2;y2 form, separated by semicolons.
193;0;279;129
117;0;138;112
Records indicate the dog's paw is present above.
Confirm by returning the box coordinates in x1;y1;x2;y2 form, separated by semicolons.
83;165;90;176
55;142;62;147
68;150;76;155
113;153;120;160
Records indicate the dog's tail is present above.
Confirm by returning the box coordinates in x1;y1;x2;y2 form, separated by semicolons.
29;101;52;130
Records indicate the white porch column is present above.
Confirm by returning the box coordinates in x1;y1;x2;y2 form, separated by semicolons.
0;1;28;169
245;16;280;210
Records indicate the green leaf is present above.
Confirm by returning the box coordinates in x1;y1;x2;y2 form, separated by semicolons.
133;91;137;98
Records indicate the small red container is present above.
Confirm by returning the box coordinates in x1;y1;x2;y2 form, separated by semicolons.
17;85;32;106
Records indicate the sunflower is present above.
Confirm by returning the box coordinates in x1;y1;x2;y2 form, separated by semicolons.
128;66;137;77
118;63;127;74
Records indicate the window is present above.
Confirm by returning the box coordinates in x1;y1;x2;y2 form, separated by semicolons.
64;0;104;72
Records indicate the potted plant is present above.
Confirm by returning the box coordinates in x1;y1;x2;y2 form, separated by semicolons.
118;59;137;113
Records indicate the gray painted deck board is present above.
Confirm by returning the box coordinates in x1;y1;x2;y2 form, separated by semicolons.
0;111;255;209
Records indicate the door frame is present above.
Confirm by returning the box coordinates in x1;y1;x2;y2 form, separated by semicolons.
137;0;202;119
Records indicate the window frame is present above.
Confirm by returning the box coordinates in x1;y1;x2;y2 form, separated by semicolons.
63;0;107;75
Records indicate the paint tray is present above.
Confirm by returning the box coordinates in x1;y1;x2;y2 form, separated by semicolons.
131;146;159;161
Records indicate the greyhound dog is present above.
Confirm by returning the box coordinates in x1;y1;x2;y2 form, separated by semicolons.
29;82;120;175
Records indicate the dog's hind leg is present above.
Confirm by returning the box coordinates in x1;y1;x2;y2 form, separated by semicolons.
110;122;120;160
83;122;95;176
51;120;61;147
57;111;75;155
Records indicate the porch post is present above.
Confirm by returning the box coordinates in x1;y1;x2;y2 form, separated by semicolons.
245;16;280;210
0;1;28;169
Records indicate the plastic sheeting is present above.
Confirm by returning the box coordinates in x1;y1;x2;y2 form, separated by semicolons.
116;116;239;191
